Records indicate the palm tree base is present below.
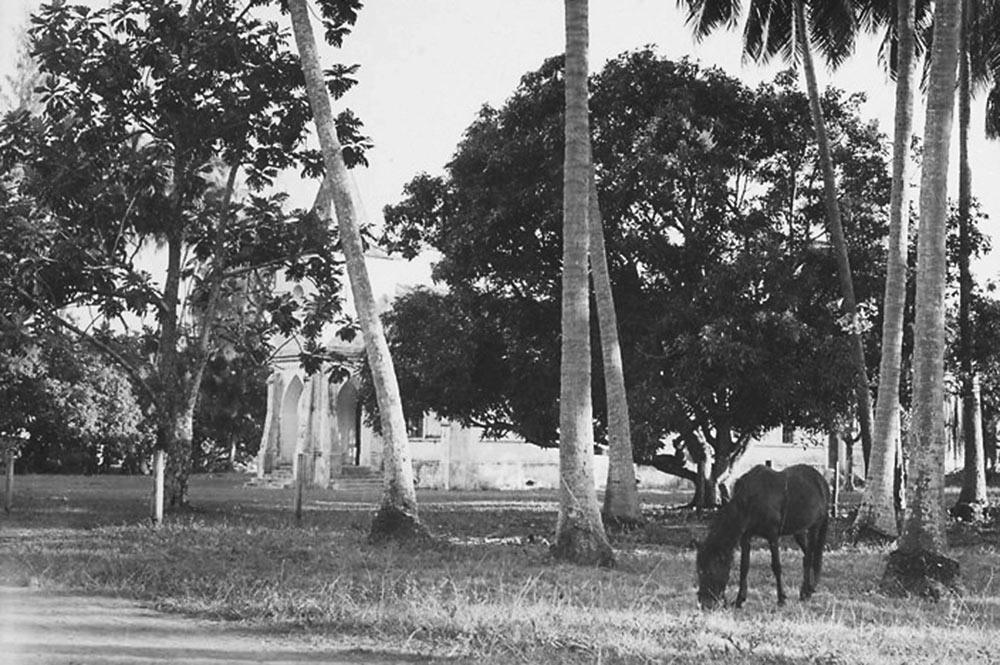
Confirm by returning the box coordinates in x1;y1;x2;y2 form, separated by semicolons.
849;508;900;544
368;504;431;545
601;512;644;535
879;549;963;600
551;525;615;567
848;523;898;546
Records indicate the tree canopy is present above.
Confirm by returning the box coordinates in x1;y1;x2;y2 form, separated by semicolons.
380;49;892;488
0;0;368;504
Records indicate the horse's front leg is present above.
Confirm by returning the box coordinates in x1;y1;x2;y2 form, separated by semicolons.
769;537;786;606
734;535;752;608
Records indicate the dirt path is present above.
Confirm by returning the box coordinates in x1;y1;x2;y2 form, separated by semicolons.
0;586;438;665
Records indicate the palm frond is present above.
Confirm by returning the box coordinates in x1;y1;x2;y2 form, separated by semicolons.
765;0;796;65
679;0;744;40
809;0;858;68
986;83;1000;139
875;0;932;81
743;0;769;63
967;0;1000;91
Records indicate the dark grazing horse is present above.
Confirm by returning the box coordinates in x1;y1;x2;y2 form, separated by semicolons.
696;464;830;610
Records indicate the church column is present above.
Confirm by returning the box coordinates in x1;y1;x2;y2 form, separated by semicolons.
257;372;284;476
307;374;333;487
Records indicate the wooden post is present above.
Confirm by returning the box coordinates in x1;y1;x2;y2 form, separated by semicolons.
4;449;14;514
295;452;305;522
829;431;840;518
152;449;165;526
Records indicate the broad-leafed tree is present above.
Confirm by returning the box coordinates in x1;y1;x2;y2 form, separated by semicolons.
382;53;891;506
679;0;877;472
0;0;366;507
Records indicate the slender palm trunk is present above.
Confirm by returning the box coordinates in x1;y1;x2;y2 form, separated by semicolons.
286;0;425;541
955;0;988;515
853;0;916;540
793;0;874;473
553;0;613;566
894;0;961;564
589;174;641;527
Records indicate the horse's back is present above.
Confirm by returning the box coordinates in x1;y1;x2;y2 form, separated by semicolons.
731;464;829;536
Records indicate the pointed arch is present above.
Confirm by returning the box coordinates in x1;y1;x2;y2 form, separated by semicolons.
278;375;304;465
335;379;361;467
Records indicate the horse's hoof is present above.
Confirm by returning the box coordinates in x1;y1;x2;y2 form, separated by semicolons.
799;587;815;601
734;598;746;609
777;597;787;607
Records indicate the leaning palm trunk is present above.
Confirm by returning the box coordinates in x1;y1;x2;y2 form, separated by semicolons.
589;173;642;527
793;0;875;475
553;0;614;566
882;0;962;597
287;0;425;542
854;0;917;540
954;0;988;517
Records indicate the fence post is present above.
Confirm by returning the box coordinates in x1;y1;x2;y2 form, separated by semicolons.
829;431;840;518
4;448;14;514
295;452;305;522
152;449;165;526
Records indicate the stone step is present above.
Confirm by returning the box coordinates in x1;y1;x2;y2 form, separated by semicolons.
246;465;381;491
333;477;382;492
341;465;379;479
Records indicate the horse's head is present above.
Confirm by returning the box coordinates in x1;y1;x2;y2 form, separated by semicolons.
695;540;733;610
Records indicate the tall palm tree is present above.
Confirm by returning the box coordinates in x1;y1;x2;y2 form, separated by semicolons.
589;172;642;528
680;0;875;473
286;0;426;542
553;0;614;566
884;0;961;594
952;0;1000;517
854;0;919;540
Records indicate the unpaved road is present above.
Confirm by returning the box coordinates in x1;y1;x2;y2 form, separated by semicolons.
0;586;438;664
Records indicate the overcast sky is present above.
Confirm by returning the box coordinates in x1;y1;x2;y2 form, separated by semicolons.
3;0;999;279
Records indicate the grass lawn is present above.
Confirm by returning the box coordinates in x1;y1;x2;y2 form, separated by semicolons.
2;473;999;664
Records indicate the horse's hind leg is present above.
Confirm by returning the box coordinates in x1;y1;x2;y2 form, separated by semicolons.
799;519;828;601
735;535;752;608
768;537;786;606
812;517;829;586
794;533;812;598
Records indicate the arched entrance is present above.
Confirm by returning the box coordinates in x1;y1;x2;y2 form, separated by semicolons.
336;381;362;467
278;376;303;466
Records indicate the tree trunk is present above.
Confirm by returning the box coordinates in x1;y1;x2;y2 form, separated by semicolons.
286;0;426;543
162;397;196;507
882;0;962;599
589;174;641;528
705;423;737;506
853;0;915;540
157;217;186;508
955;377;987;518
552;0;613;567
694;458;707;510
793;0;875;473
953;2;988;519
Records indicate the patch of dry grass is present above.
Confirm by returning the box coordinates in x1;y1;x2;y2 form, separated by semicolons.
2;475;999;663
